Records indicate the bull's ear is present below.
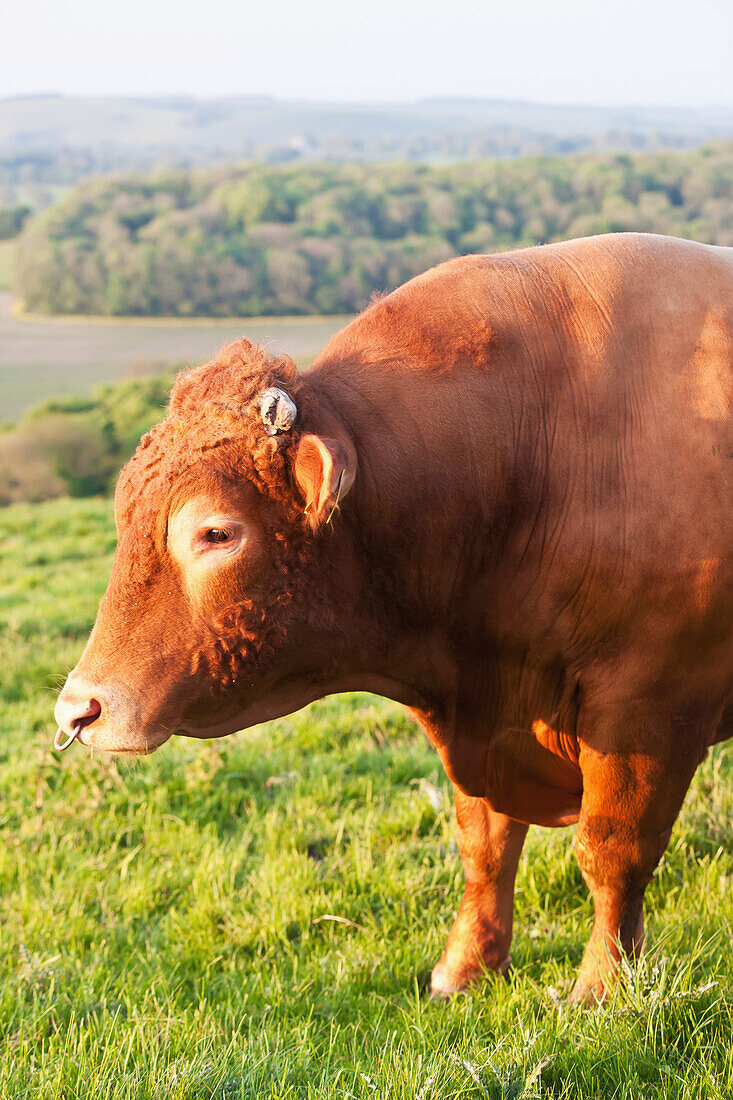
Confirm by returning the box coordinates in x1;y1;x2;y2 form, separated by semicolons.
294;433;356;529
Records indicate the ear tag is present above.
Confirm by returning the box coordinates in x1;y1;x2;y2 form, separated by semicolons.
259;387;297;435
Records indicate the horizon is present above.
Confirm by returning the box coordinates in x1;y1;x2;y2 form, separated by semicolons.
2;91;733;112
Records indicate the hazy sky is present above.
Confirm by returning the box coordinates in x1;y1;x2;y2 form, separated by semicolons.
3;0;732;107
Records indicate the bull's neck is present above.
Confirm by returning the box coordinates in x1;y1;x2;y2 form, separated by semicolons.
303;356;535;630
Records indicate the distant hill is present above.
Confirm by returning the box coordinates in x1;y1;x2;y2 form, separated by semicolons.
1;94;732;210
15;144;733;318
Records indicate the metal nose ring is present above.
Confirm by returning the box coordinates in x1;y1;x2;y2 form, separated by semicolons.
54;723;80;751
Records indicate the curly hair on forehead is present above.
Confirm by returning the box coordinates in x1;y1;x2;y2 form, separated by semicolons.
116;339;310;525
168;338;300;416
112;339;327;694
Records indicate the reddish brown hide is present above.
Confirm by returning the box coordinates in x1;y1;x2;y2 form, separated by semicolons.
56;233;733;1003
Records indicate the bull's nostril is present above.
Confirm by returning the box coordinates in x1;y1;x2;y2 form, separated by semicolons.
78;698;102;730
54;695;104;751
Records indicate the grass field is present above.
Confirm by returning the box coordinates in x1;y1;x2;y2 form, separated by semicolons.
0;292;347;422
1;496;732;1098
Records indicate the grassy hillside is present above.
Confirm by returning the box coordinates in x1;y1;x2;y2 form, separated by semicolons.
16;145;733;317
1;496;732;1097
0;239;14;291
0;373;176;504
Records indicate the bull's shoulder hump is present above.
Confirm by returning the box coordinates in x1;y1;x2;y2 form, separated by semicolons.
312;233;733;375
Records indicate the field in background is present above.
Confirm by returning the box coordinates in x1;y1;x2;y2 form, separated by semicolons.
0;293;347;421
1;496;732;1098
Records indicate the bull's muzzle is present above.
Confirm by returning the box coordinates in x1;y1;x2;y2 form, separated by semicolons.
53;690;102;751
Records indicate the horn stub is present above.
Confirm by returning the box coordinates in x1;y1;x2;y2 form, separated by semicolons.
259;387;297;435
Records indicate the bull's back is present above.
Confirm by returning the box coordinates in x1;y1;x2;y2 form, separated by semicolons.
319;233;733;391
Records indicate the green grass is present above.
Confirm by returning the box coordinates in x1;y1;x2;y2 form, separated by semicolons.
1;496;732;1098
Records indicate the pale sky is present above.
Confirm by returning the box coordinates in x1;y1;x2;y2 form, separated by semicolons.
2;0;732;107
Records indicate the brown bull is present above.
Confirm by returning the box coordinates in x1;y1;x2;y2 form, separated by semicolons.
55;233;733;1004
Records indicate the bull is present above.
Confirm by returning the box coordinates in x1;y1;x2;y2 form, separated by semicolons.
55;233;733;1003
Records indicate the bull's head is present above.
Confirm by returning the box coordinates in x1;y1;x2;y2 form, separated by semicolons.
53;340;362;755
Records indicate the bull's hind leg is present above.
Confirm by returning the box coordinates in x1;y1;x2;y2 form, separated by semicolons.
570;736;701;1005
431;785;528;996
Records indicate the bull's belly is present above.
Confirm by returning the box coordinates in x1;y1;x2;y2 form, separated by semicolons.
434;715;583;828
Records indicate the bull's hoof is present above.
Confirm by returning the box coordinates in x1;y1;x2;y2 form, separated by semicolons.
429;965;464;999
430;956;511;999
568;976;609;1007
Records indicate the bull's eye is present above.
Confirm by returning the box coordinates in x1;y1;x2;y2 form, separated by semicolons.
204;528;231;544
169;507;247;566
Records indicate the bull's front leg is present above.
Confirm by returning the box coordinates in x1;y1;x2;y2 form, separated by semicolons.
570;738;701;1005
431;784;528;996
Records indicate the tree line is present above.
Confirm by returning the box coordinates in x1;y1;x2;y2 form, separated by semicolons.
15;143;733;318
